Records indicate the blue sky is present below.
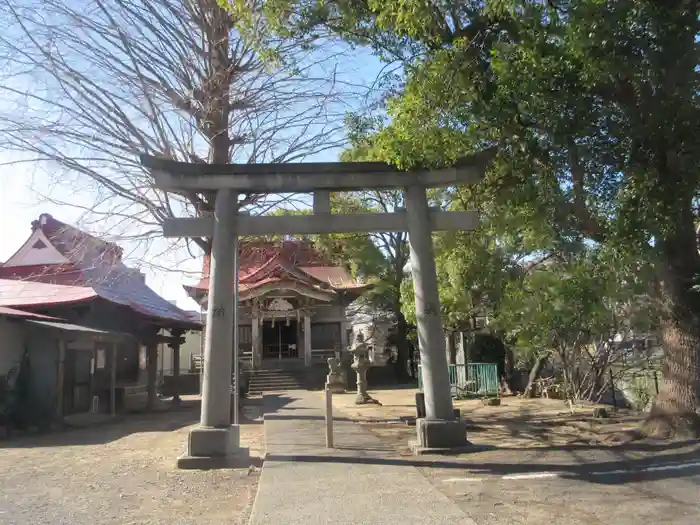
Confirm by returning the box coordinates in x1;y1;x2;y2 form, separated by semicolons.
0;18;387;312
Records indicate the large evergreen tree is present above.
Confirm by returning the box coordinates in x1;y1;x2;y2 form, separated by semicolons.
230;0;700;436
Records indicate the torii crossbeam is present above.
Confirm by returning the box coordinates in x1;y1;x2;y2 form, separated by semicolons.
140;150;493;467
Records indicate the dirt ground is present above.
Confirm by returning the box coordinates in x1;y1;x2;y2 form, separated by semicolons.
0;398;265;525
331;387;648;455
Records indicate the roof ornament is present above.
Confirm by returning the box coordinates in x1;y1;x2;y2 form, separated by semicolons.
267;297;293;311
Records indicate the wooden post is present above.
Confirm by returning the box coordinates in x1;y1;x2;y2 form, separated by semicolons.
110;343;117;416
325;388;334;448
251;316;261;368
169;329;183;404
56;338;66;419
146;341;158;410
609;369;617;412
172;344;180;401
304;314;312;366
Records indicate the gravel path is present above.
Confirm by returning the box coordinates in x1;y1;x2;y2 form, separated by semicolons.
0;403;264;525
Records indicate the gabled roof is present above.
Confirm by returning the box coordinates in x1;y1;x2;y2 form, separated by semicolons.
0;214;200;330
3;213;122;269
185;240;370;302
0;278;200;329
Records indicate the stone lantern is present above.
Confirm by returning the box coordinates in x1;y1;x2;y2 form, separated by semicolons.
349;332;379;405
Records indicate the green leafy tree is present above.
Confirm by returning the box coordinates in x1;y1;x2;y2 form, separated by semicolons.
233;0;700;437
495;248;655;402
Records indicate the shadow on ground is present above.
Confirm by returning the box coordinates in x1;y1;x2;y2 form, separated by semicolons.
2;392;301;448
265;441;700;485
0;400;211;449
1;400;202;448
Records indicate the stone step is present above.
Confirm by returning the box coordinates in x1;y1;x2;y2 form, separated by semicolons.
249;381;305;387
249;383;306;393
250;386;308;390
250;372;304;378
249;381;305;389
246;366;327;392
249;374;308;384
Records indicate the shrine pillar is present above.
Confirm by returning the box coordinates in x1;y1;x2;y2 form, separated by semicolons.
146;340;158;411
304;314;312;366
404;184;466;449
250;301;262;368
177;189;248;468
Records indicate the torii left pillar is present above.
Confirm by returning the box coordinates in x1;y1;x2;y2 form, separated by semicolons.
176;189;249;469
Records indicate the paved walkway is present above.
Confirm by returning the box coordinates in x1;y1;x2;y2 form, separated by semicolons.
248;391;476;525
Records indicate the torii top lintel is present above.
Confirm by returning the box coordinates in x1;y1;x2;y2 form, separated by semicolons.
139;149;494;193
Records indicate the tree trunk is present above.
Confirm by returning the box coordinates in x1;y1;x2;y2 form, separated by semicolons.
523;355;547;399
393;311;411;382
446;330;457;365
205;3;232;166
643;227;700;438
502;338;516;392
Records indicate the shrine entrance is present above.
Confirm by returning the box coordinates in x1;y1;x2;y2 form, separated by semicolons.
141;148;492;465
262;319;299;360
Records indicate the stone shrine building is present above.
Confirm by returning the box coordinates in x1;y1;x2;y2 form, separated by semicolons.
185;241;372;371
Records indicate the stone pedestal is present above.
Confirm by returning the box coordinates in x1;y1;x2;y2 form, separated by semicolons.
412;418;469;454
177;425;250;469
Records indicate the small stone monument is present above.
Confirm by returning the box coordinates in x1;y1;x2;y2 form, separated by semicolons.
349;332;380;405
325;355;347;393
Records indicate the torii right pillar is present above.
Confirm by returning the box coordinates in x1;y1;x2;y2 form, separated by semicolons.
404;184;468;452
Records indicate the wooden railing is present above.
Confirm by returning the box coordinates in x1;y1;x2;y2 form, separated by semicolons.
263;344;299;359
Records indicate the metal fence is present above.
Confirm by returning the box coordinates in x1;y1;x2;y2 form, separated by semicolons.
418;363;499;398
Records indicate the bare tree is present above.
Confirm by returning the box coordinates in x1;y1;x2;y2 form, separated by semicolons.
0;0;363;260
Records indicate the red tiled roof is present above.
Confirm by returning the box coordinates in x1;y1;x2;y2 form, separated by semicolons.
298;266;367;289
0;214;200;329
189;241;366;296
0;305;61;321
0;279;98;307
0;263;87;284
0;277;200;328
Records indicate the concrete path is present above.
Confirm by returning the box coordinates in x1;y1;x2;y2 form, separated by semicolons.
248;391;477;525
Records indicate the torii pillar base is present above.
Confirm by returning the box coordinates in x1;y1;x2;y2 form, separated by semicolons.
176;425;250;469
411;418;469;455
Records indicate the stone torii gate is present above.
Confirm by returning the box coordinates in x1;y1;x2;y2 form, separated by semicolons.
140;152;491;467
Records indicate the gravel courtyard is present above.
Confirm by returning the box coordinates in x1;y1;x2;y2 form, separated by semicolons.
0;400;264;525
